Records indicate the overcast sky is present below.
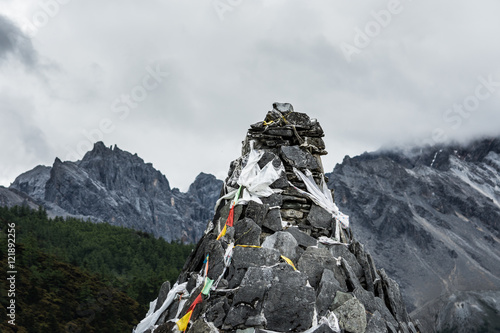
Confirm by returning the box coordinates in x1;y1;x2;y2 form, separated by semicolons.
1;0;499;191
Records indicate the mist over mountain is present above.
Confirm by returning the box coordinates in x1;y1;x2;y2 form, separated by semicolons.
326;136;500;332
9;142;223;243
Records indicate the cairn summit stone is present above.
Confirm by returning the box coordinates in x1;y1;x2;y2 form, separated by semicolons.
134;104;421;333
273;102;294;113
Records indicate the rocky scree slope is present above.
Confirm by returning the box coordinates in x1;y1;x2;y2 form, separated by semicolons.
9;142;222;243
134;103;420;333
327;138;500;332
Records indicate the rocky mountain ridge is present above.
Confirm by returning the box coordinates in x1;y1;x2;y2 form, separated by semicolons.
9;142;223;243
326;137;500;332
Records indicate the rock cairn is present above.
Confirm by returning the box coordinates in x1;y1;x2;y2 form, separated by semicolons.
134;103;422;333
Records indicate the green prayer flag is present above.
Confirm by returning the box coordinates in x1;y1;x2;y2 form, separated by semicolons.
202;278;214;295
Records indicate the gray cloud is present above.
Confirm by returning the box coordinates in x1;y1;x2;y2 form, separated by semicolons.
0;1;499;190
0;14;37;67
0;92;53;186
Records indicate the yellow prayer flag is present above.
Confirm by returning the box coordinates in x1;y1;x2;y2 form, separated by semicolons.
281;255;297;271
216;224;227;240
176;310;193;332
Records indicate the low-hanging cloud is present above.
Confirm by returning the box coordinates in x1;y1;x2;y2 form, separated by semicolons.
0;14;37;67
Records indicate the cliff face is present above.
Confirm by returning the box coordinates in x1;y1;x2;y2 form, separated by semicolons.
188;173;224;222
327;138;500;332
10;142;223;243
134;103;420;333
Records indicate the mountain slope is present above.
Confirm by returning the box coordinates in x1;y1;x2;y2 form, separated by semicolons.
0;205;194;320
0;186;39;210
327;137;500;332
0;221;141;333
10;142;223;243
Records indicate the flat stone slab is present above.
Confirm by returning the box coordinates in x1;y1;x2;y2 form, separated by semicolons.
280;145;320;171
261;231;300;262
285;227;318;248
307;204;335;229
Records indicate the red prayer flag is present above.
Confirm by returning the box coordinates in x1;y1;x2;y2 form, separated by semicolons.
187;293;203;312
226;205;235;227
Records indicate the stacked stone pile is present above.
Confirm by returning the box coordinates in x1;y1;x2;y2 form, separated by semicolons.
134;103;422;333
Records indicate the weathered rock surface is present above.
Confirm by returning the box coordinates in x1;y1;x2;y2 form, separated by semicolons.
327;137;500;331
134;104;420;333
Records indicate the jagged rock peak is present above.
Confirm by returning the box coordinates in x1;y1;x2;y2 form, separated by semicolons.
9;141;222;243
81;141;140;162
188;173;224;206
10;165;51;201
135;104;421;333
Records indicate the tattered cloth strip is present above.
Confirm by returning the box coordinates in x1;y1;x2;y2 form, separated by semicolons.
200;254;210;277
216;224;227;240
237;146;285;204
280;255;297;271
201;278;214;296
214;145;285;212
176;293;203;332
291;167;349;229
318;236;345;246
217;187;241;239
133;282;188;333
215;145;285;240
213;243;234;289
236;244;261;248
176;255;213;331
308;311;341;333
226;186;241;227
257;311;340;333
176;256;219;331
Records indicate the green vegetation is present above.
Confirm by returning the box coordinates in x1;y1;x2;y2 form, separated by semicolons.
0;205;194;332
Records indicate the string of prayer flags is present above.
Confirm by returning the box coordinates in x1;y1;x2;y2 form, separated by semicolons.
217;186;242;239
